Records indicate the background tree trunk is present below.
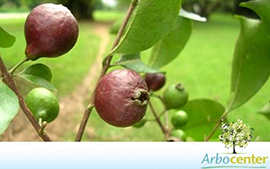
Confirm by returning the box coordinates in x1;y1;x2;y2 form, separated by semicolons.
234;0;259;19
62;0;95;20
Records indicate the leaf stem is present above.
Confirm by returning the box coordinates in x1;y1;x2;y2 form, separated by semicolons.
9;57;29;75
205;94;235;141
158;109;166;118
205;109;230;141
75;0;139;142
0;55;51;141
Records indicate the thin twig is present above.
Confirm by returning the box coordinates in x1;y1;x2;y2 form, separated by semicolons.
75;0;139;142
152;94;167;107
164;110;169;134
0;56;51;141
151;94;167;119
149;101;169;140
149;93;170;139
158;109;166;118
147;119;156;122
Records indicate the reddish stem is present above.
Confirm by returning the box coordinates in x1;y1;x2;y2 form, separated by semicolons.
0;56;51;141
75;0;139;141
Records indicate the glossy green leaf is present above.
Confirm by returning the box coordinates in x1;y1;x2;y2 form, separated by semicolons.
149;16;192;68
240;0;270;36
19;75;57;91
21;64;52;82
0;27;16;48
258;101;270;120
229;16;270;111
114;53;161;73
18;64;56;91
181;99;225;141
113;0;181;54
0;82;19;135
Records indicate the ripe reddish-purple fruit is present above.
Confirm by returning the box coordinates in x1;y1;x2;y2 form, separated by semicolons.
94;69;149;127
144;73;166;91
24;3;79;60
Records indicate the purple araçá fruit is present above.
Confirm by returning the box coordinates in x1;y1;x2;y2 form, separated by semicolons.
145;73;166;91
24;3;79;60
94;69;149;127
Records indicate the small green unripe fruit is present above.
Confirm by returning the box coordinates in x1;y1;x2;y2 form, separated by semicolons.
163;84;188;110
25;87;59;123
170;129;187;141
24;3;79;60
132;118;147;128
171;110;188;128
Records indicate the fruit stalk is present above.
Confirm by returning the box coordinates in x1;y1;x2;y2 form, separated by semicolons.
0;55;51;141
148;101;170;140
164;111;170;134
9;57;29;75
75;0;139;141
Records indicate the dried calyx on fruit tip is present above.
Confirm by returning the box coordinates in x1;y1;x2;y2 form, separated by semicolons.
94;69;150;127
132;89;149;106
175;83;184;91
24;3;79;60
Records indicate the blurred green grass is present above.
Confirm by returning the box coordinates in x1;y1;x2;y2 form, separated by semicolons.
94;10;124;22
1;12;270;141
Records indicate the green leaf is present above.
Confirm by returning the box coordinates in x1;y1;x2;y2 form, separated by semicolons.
181;99;225;141
114;53;161;73
149;16;192;68
0;82;19;135
258;101;270;120
0;26;16;48
21;63;52;82
113;0;181;55
229;16;270;111
179;9;206;22
18;64;56;91
19;75;57;91
240;0;270;36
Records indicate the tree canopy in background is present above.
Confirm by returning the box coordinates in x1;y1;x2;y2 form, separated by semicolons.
0;0;258;20
59;0;95;20
0;0;96;20
182;0;258;19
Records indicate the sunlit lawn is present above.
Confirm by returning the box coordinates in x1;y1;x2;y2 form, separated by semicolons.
1;11;270;141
